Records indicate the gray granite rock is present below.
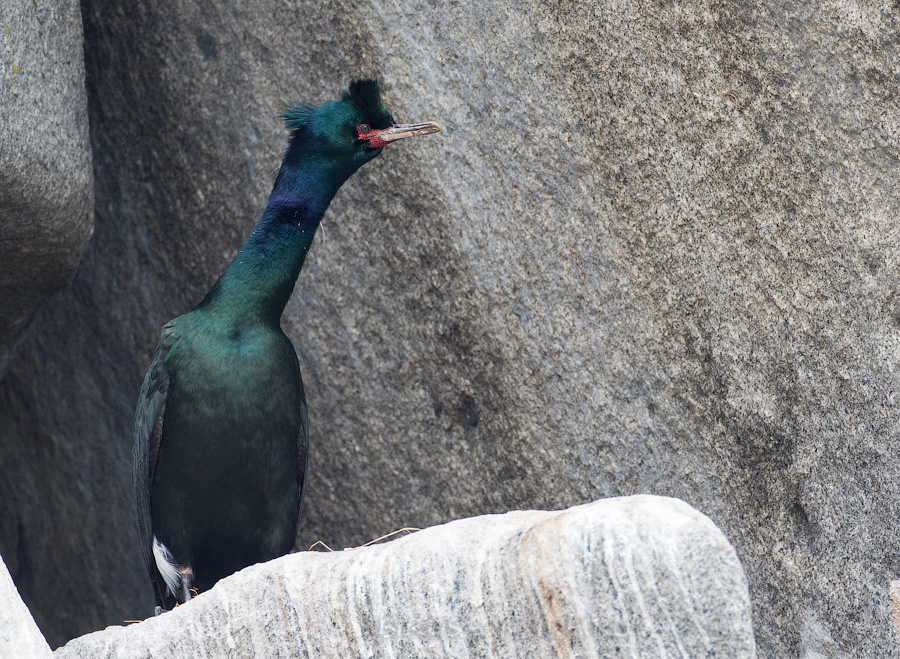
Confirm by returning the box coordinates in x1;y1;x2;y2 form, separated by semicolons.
0;550;52;659
0;0;93;377
55;496;755;659
1;0;899;654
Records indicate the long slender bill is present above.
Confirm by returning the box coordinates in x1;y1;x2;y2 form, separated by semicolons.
377;121;442;143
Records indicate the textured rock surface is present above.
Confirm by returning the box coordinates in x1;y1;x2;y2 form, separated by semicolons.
55;497;756;659
1;0;899;654
0;551;52;659
0;0;93;377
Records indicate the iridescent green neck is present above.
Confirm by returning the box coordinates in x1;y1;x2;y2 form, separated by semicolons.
196;128;364;325
197;220;315;326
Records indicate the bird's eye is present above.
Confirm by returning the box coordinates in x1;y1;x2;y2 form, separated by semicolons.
358;123;370;135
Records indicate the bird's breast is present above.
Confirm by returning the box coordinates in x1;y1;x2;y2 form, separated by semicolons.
161;322;303;454
149;323;303;559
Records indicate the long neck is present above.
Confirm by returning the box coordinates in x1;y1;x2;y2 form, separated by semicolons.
198;139;347;326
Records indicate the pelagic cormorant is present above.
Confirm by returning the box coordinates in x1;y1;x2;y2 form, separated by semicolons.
132;79;440;612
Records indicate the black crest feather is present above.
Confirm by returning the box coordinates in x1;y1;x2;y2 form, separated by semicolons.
281;79;394;134
281;103;316;132
342;79;393;128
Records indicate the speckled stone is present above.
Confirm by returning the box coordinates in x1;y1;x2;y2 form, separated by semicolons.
1;0;898;654
0;0;93;376
0;551;52;659
55;497;756;658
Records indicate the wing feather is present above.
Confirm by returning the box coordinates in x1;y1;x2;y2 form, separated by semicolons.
295;394;309;540
132;323;176;609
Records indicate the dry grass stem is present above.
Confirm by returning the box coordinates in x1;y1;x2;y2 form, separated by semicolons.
359;527;420;548
306;527;420;553
307;540;335;552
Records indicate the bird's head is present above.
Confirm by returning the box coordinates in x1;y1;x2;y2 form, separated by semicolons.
280;79;441;181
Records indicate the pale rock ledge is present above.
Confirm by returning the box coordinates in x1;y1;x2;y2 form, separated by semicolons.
53;495;756;658
0;548;53;659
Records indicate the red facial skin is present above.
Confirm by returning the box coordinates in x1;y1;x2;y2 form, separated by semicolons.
357;124;390;149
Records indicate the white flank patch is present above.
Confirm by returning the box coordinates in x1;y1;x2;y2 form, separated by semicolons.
152;535;181;597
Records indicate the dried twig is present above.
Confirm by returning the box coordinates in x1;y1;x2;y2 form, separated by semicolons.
307;527;421;553
722;91;746;109
359;527;420;548
308;539;335;552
